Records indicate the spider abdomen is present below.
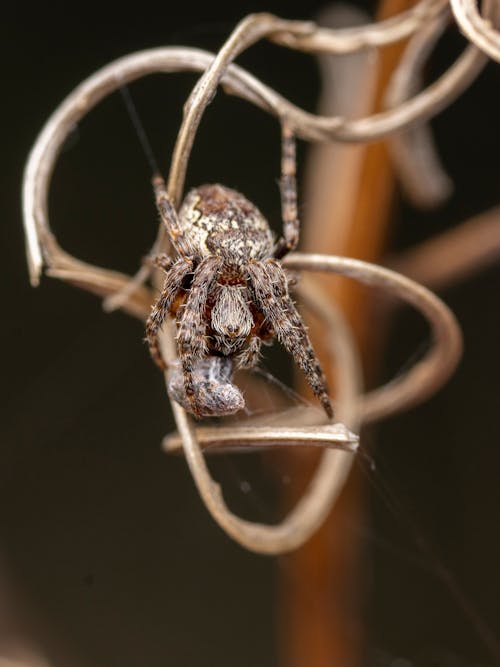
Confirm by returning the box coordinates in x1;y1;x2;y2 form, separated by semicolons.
178;184;274;261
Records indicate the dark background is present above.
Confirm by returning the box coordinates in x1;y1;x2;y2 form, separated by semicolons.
2;1;500;666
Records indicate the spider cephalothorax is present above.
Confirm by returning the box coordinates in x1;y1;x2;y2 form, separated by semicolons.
146;125;333;419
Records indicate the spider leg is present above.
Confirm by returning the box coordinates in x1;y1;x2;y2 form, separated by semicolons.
152;174;192;256
176;255;223;417
236;336;262;370
274;122;300;260
146;257;194;370
151;253;174;272
247;260;333;418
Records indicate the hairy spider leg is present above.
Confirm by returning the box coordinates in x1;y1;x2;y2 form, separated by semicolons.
247;260;334;419
274;122;300;259
176;255;224;417
146;257;194;369
152;174;193;257
236;335;262;369
151;253;174;272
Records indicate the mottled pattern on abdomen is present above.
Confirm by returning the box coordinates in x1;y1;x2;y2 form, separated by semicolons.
178;184;274;260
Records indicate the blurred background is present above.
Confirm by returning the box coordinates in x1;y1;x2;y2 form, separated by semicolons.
2;0;500;665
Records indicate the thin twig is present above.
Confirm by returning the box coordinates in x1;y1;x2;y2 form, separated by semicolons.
162;421;359;454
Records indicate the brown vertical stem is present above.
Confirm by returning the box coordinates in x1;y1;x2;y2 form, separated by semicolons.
278;1;412;665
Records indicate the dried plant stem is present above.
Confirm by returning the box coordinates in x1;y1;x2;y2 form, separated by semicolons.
451;0;500;62
157;254;461;552
166;13;302;204
388;206;500;289
285;254;462;419
24;30;491;286
45;267;151;321
163;422;359;454
385;10;454;207
167;0;447;202
0;654;52;667
167;5;488;201
271;0;448;52
288;9;409;659
158;281;362;554
22;6;469;553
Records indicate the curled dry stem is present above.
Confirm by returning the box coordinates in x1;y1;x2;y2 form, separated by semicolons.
284;254;463;422
22;1;492;285
450;0;500;63
270;0;448;53
167;1;485;201
386;0;498;208
160;255;461;552
385;9;455;207
24;24;492;289
22;4;471;551
165;256;462;460
158;277;363;554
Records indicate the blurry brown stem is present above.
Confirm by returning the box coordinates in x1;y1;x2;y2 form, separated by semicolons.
387;206;500;289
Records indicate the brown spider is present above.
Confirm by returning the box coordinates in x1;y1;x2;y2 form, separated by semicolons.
146;125;333;419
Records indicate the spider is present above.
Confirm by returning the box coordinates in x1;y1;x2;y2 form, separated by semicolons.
146;124;333;419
